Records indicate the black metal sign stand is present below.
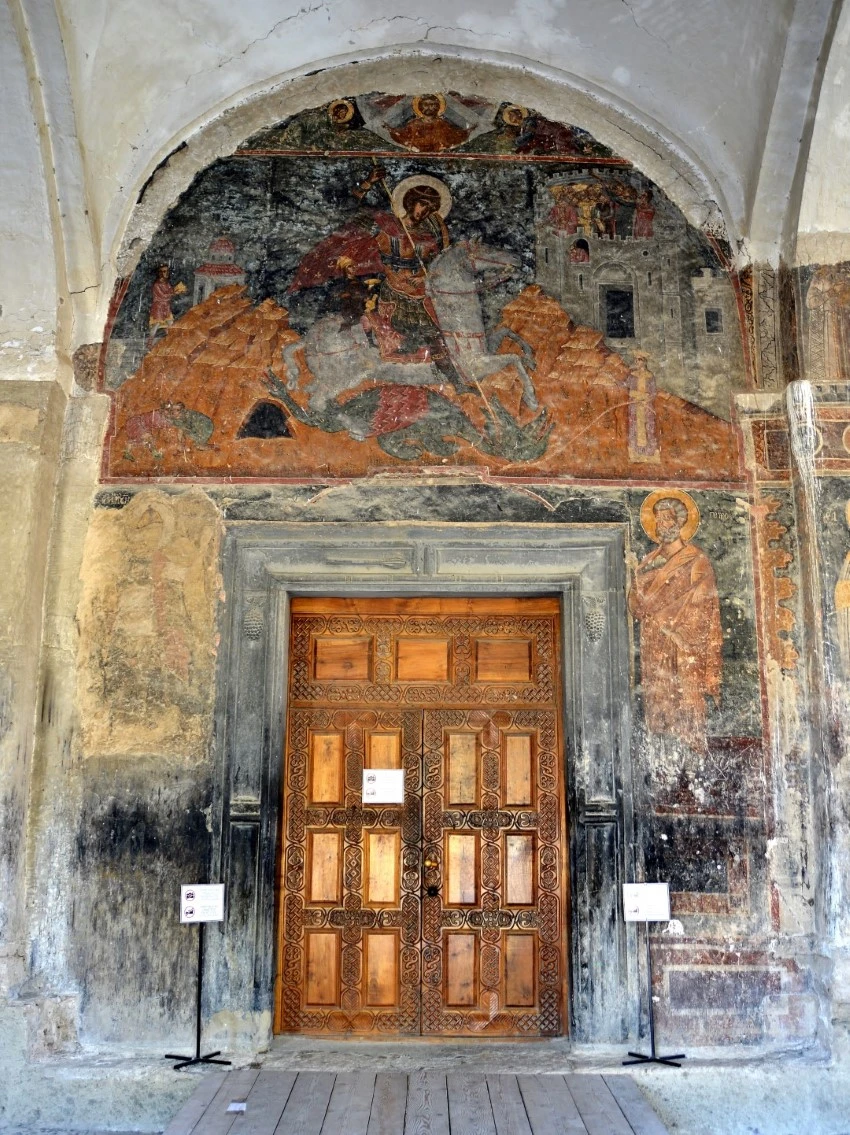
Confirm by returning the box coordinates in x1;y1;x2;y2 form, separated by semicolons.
165;922;232;1072
623;920;686;1068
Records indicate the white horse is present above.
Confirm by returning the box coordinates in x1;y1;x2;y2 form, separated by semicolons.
282;240;537;412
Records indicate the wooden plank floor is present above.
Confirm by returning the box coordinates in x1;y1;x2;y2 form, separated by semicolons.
164;1071;669;1135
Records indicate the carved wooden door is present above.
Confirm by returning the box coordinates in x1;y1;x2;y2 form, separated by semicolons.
274;598;567;1038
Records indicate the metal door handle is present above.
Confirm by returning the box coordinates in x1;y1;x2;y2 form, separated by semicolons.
424;857;438;869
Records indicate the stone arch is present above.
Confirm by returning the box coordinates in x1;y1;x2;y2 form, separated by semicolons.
107;51;733;307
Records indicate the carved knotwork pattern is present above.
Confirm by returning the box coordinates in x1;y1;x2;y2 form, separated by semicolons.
278;610;564;1038
289;613;556;705
278;706;422;1035
418;706;564;1037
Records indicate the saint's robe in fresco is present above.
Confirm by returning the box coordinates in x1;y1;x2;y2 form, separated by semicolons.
628;539;723;749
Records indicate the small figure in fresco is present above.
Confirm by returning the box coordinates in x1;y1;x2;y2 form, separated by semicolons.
322;99;393;150
593;194;617;239
626;353;660;463
388;94;472;153
122;401;213;458
124;407;174;456
569;239;590;263
547;187;580;235
633;189;656;239
627;489;723;751
148;265;187;343
515;113;583;156
165;401;215;448
249;98;393;152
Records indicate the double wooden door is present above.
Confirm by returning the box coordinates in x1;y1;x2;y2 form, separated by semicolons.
274;598;567;1038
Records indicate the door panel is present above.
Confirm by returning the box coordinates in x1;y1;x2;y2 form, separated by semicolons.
276;707;423;1034
421;708;564;1037
275;598;566;1038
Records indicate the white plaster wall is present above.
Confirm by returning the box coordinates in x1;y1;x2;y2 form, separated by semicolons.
0;0;57;380
798;2;850;263
56;0;794;280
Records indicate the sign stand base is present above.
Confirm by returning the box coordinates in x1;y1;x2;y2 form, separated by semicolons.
623;920;685;1069
165;923;232;1072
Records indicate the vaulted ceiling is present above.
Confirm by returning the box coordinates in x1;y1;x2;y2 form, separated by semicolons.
4;0;849;354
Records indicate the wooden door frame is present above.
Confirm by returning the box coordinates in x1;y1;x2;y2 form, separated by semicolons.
208;522;638;1051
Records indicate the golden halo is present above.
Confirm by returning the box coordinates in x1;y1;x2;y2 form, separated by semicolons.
391;175;453;220
412;93;446;118
501;104;528;126
640;488;701;544
328;99;355;124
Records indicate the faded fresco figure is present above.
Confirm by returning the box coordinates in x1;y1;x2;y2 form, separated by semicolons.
805;263;850;382
633;189;656;238
628;490;723;750
76;490;221;757
834;500;850;679
148;264;186;342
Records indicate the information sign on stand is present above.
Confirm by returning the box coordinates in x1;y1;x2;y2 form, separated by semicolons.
165;883;232;1072
622;882;686;1069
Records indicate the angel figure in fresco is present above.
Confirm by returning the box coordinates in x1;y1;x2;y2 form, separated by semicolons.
627;489;723;751
148;264;186;343
457;103;529;154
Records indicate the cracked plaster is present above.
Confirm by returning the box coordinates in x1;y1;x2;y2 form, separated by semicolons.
51;0;797;304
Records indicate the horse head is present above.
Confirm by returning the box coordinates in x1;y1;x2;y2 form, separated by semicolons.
462;239;520;283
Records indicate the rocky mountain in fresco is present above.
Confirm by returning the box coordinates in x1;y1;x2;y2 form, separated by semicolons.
107;283;738;481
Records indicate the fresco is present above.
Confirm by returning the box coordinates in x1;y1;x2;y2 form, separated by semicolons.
626;487;763;815
801;261;850;382
101;93;747;481
627;489;723;752
76;489;222;757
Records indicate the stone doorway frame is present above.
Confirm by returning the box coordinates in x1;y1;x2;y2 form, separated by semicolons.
208;522;637;1048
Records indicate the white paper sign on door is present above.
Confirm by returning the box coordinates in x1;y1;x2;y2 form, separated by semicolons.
362;769;405;804
180;883;225;923
622;882;671;922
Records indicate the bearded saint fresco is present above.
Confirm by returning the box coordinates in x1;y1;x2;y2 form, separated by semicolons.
628;490;723;751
